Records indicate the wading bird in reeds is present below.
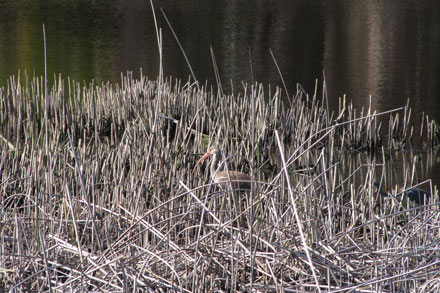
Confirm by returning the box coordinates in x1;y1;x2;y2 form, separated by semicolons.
192;146;252;191
375;183;432;205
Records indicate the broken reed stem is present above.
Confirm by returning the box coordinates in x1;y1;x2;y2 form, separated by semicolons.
0;70;439;291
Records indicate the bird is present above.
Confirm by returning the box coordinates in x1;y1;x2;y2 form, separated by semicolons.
192;146;252;191
374;183;431;206
397;186;431;206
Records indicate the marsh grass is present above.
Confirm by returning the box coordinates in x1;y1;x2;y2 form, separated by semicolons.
1;69;440;292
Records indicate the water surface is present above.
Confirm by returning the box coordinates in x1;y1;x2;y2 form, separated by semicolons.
1;0;439;186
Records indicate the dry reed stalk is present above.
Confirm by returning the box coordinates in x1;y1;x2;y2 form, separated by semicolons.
0;66;439;291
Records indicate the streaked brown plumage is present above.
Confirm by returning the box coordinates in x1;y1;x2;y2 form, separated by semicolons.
192;146;251;191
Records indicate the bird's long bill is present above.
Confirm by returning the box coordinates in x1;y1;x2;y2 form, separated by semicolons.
191;152;212;176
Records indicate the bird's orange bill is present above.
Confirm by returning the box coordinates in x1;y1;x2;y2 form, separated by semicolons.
191;152;212;176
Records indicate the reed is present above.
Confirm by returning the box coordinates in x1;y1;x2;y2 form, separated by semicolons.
1;70;439;292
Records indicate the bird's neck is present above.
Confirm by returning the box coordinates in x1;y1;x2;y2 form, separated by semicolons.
210;151;222;178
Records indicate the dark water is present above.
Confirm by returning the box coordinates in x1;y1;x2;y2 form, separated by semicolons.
1;0;439;187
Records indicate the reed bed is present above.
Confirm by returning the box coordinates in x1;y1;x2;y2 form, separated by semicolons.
1;71;439;292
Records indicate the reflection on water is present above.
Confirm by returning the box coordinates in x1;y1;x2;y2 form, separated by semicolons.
323;1;440;120
0;0;439;185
